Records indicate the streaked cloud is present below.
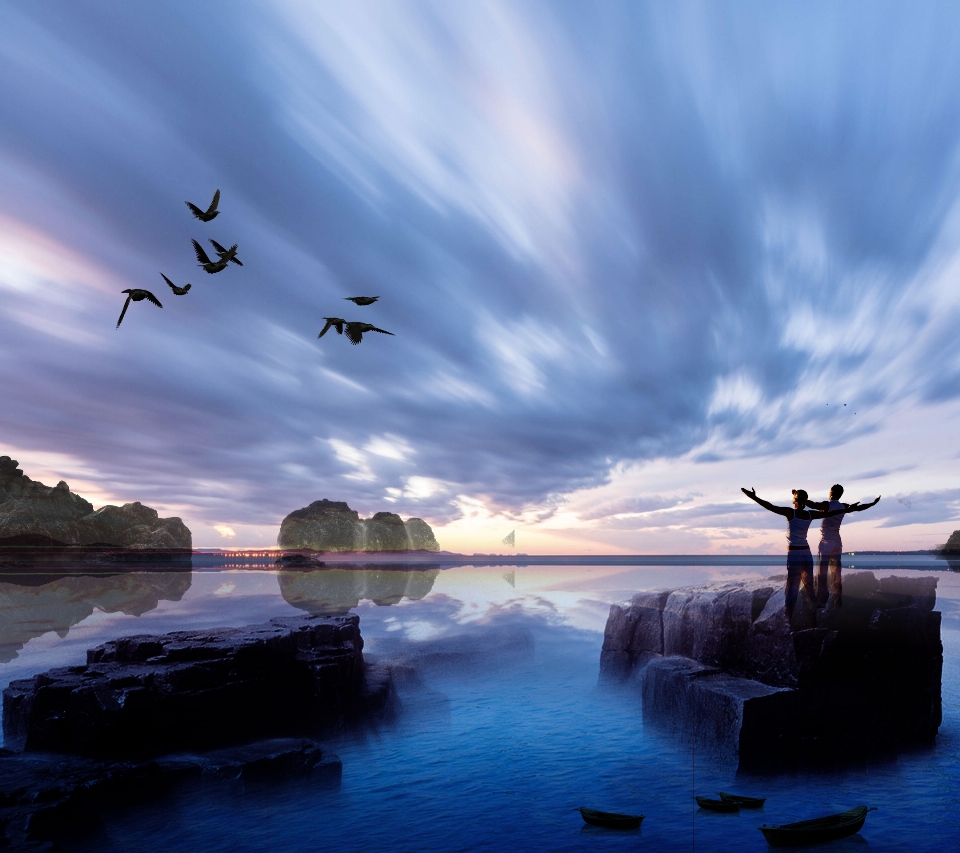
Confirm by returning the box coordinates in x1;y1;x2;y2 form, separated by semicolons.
1;1;960;550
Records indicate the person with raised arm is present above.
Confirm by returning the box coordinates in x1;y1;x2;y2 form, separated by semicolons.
741;487;856;623
806;485;881;606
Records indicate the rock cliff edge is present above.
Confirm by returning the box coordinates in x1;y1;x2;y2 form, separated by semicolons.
0;456;191;550
601;572;942;769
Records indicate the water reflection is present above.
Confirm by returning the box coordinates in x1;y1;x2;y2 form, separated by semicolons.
0;571;191;663
277;566;440;615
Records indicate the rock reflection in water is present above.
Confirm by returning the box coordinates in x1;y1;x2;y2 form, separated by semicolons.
0;572;191;663
278;566;439;615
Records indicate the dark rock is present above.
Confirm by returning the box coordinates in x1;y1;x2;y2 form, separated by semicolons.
0;738;339;848
2;615;392;758
277;499;439;551
0;457;191;550
274;553;325;568
601;573;943;769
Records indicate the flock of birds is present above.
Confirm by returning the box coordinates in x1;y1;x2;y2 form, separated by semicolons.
116;190;242;328
116;189;394;345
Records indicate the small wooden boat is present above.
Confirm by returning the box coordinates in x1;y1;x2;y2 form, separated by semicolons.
718;792;766;808
696;796;740;813
578;807;644;829
759;805;875;847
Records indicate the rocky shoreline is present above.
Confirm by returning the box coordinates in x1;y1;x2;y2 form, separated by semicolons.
600;571;943;769
0;614;396;848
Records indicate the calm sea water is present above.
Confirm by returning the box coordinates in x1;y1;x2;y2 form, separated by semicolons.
1;558;958;852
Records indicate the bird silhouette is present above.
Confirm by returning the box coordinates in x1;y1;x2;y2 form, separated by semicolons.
210;239;243;267
344;321;394;344
160;273;191;296
343;296;379;306
192;239;233;274
116;289;162;328
318;317;346;338
185;189;220;222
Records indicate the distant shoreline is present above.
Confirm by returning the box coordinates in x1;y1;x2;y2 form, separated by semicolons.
0;546;953;573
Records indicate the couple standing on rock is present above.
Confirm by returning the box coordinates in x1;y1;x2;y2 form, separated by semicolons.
741;485;881;623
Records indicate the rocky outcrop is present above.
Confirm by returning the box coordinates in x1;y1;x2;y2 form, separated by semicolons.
3;614;395;757
277;499;439;552
0;571;191;663
938;529;960;571
0;456;191;550
0;738;340;848
278;566;439;615
600;573;943;769
940;529;960;552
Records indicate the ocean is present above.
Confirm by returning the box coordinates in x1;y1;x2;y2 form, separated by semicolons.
1;556;957;851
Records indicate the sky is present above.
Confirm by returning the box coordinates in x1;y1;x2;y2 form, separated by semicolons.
2;0;960;553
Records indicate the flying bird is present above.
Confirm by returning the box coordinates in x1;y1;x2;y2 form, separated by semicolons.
116;289;162;328
318;317;346;338
344;321;394;345
343;296;379;306
192;239;233;274
210;239;243;267
160;273;191;296
185;189;220;222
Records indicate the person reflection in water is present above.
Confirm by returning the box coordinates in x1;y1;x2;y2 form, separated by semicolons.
806;485;881;608
741;487;855;624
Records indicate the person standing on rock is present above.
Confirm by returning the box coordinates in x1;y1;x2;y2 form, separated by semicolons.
740;488;855;624
806;486;881;607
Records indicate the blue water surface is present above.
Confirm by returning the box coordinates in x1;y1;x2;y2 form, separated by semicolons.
1;559;957;852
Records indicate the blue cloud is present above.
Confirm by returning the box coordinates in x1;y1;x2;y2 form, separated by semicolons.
2;1;960;536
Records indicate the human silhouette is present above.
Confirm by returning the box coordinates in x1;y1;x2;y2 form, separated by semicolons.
806;486;880;606
741;487;854;623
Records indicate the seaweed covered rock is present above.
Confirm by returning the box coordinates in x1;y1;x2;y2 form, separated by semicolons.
0;457;191;550
277;499;439;552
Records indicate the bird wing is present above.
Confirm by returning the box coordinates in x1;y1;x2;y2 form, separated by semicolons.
116;295;132;328
185;201;205;219
161;273;177;292
143;290;163;308
344;323;364;344
210;241;242;265
318;319;334;338
207;189;220;214
192;239;213;264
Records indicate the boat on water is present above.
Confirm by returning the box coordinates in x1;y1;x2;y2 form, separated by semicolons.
578;807;644;829
718;792;766;808
695;796;740;813
759;805;875;847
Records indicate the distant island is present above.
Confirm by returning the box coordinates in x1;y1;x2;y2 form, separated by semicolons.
0;456;191;550
277;499;439;552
